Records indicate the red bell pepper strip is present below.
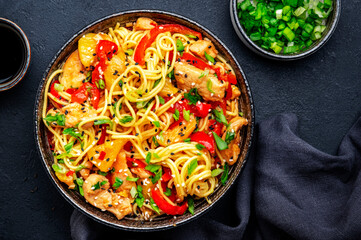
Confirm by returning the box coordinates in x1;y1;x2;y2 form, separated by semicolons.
208;119;222;136
96;40;118;61
190;131;216;154
123;141;133;151
180;52;210;70
65;88;76;95
126;157;147;169
97;125;107;145
161;167;172;182
194;101;211;118
71;82;100;109
151;188;188;215
225;81;232;101
91;60;106;86
134;24;202;65
181;53;238;86
50;80;61;99
98;151;106;161
66;170;75;177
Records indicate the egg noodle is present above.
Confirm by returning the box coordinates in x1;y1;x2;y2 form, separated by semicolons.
42;18;247;220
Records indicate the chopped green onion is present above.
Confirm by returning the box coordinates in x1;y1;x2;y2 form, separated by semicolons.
153;121;160;128
158;95;165;105
183;110;190;122
112;177;123;190
52;163;66;174
54;83;64;92
125;49;134;56
204;51;215;63
176;39;185;52
150;197;160;214
188;159;198;175
126;176;139;182
98;79;105;89
188;197;194;215
212;132;228;151
145;152;151;164
173;109;180;121
211;168;224;177
119;116;133;124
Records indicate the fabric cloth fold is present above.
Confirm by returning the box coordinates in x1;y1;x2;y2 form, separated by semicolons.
71;113;361;240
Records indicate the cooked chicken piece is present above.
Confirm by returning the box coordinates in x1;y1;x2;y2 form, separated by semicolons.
131;167;152;179
189;39;218;61
174;61;226;101
220;117;248;165
79;161;93;180
157;114;197;146
83;174;133;220
60;50;87;89
111;151;136;193
134;17;157;31
230;85;241;100
60;102;97;128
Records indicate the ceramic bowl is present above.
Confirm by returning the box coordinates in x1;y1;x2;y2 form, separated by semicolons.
0;18;31;91
230;0;341;60
34;10;254;231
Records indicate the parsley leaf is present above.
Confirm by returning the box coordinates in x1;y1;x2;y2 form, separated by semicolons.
44;113;66;126
184;88;202;105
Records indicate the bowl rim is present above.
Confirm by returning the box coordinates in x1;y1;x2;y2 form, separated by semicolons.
0;17;31;91
34;9;255;231
230;0;341;60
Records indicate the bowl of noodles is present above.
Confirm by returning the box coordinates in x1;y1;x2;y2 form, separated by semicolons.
34;10;254;231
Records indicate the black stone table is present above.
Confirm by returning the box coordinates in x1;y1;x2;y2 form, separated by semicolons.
0;0;360;239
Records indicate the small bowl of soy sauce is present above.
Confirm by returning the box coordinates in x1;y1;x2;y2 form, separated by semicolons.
0;18;31;91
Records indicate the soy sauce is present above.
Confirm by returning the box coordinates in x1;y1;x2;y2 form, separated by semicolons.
0;23;25;84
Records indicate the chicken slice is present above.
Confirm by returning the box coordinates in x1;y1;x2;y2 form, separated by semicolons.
83;174;133;220
79;161;93;180
189;39;218;61
60;50;87;89
111;151;136;193
230;85;241;100
220;117;248;165
174;61;226;101
60;102;97;128
134;17;157;31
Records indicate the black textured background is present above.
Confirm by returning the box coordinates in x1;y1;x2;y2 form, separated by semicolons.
0;0;360;239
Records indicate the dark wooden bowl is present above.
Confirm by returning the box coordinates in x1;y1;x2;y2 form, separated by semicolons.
34;10;254;231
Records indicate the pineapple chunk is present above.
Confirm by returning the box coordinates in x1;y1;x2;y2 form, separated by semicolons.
87;139;126;172
159;79;179;98
103;50;126;91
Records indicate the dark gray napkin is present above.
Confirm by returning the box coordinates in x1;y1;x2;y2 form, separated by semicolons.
70;113;361;240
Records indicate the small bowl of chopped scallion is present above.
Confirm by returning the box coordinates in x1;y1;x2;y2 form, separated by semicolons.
230;0;341;60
